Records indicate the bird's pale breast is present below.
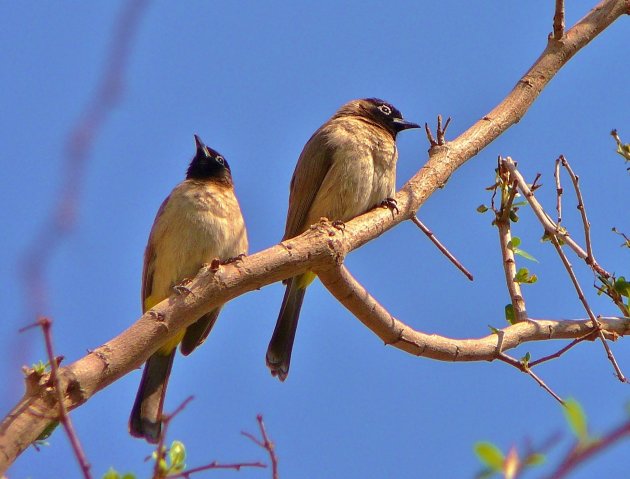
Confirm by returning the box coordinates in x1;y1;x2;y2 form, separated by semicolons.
304;118;397;227
148;180;248;302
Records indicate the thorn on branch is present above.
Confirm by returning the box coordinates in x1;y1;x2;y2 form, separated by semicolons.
425;115;451;148
551;0;565;40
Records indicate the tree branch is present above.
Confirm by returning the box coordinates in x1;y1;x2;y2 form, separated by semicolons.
1;0;628;472
317;264;628;360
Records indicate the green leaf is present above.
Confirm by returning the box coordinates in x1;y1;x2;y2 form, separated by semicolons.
520;352;531;367
513;247;538;263
504;304;516;325
488;325;501;335
514;268;538;284
36;420;59;441
525;453;546;466
477;204;489;213
508;210;519;223
31;360;49;375
563;398;588;444
474;442;504;472
102;468;120;479
168;440;186;472
508;237;521;248
613;277;630;297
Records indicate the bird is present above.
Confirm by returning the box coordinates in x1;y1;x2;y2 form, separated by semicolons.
266;98;420;381
129;134;248;443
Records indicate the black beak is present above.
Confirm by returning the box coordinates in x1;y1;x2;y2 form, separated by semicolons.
194;134;206;152
392;118;421;132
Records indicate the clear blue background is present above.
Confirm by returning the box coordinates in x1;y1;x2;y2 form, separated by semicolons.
2;2;629;478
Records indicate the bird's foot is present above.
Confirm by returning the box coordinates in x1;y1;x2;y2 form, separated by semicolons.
332;220;346;231
381;197;399;214
221;253;247;265
148;310;165;321
173;278;194;296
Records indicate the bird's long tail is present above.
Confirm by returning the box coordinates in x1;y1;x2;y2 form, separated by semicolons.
129;350;175;443
266;275;310;381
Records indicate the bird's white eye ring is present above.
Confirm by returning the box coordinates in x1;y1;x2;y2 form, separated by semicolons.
378;104;392;115
216;156;225;165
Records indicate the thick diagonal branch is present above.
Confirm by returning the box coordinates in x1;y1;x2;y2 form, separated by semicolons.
1;0;628;472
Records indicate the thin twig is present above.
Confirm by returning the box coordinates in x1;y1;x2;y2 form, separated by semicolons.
549;235;627;382
546;418;630;479
169;462;267;478
242;415;279;479
528;331;597;367
495;164;528;322
502;157;611;278
559;156;596;267
437;115;451;145
14;0;150;397
554;157;563;224
38;318;92;478
497;353;564;404
410;216;473;281
424;115;451;148
552;0;566;39
152;396;194;479
153;398;266;478
424;122;436;147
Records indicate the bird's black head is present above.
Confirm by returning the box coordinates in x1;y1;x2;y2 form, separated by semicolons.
357;98;420;137
186;135;232;182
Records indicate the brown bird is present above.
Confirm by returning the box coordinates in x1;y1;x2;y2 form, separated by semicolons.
266;98;420;381
129;135;248;443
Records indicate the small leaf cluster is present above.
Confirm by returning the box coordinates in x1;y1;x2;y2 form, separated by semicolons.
102;468;135;479
474;399;602;478
474;441;544;479
153;440;187;477
102;441;187;479
596;274;630;317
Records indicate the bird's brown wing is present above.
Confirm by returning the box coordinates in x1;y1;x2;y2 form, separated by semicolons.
283;126;335;241
141;195;170;312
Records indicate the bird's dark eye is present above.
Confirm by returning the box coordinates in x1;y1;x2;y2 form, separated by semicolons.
216;156;225;165
378;104;392;115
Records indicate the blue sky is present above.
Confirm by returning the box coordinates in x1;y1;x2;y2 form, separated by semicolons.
1;2;629;478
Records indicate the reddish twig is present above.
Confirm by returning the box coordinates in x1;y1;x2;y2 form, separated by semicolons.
546;418;630;479
15;0;150;381
559;156;596;267
424;115;451;147
554;157;563;224
410;216;473;281
153;397;266;478
242;415;279;479
497;353;564;404
33;318;92;478
548;235;627;383
170;461;267;478
152;396;194;479
528;330;598;368
502;157;611;279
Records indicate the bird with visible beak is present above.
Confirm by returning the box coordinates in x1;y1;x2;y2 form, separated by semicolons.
129;134;248;443
266;98;420;381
